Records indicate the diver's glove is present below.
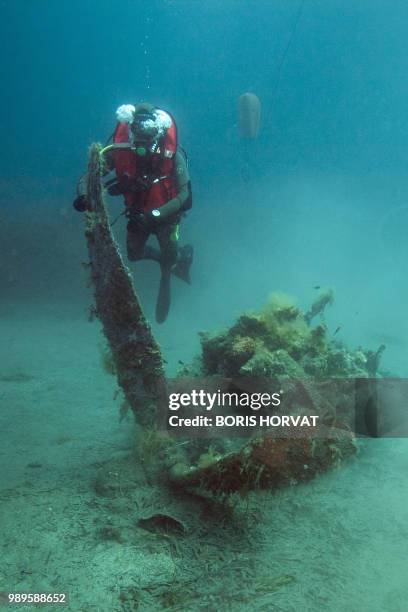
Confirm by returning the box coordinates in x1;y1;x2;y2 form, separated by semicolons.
73;194;89;212
126;209;156;232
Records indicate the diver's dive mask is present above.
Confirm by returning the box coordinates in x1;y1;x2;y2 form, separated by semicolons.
131;112;161;156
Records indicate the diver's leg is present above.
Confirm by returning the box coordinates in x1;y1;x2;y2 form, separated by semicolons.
126;221;149;262
126;216;165;263
143;244;161;262
155;272;171;323
156;223;179;270
157;222;193;284
154;224;179;323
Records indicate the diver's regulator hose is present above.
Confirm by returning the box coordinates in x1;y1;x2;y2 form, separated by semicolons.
99;143;133;157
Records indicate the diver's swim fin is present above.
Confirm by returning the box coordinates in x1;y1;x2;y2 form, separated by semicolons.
155;268;171;323
172;245;193;285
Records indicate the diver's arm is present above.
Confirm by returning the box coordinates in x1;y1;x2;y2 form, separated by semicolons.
155;150;192;220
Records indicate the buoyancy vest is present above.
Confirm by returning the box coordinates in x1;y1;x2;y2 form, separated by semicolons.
112;113;178;212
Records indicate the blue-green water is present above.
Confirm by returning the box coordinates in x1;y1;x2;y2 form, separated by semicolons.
0;1;407;610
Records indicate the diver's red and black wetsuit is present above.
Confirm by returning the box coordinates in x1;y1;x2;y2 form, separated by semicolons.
73;102;193;323
106;108;192;269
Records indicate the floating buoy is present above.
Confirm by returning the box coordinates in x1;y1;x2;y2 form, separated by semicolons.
237;92;261;139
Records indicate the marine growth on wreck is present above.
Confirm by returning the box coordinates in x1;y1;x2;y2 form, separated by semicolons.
159;290;382;495
85;146;384;499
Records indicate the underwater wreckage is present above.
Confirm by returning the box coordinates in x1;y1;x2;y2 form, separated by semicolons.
85;144;167;428
83;143;382;496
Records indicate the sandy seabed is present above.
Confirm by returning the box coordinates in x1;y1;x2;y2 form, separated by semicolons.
0;303;407;612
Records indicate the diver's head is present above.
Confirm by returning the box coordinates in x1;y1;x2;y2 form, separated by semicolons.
130;106;172;156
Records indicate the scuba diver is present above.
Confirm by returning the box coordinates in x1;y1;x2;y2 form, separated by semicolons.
74;102;193;323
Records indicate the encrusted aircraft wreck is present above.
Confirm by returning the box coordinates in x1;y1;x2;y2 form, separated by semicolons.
83;144;382;496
